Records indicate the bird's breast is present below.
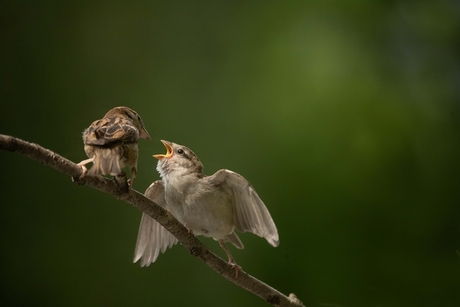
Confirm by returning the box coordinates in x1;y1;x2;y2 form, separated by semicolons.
163;178;235;239
182;184;235;239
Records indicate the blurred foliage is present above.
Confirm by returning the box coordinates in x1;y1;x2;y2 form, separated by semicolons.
1;1;459;306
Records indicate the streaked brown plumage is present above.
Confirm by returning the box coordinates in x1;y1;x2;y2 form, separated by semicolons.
77;106;151;185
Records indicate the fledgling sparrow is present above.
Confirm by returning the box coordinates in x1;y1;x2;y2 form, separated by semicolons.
133;140;279;274
77;106;151;185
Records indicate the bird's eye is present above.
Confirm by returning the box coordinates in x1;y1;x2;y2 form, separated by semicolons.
177;149;184;155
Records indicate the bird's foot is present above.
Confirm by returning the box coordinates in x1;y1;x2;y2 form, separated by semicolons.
218;239;241;279
228;260;242;279
114;172;130;191
72;159;91;182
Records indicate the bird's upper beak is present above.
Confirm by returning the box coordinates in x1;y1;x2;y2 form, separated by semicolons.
139;127;151;140
153;140;173;160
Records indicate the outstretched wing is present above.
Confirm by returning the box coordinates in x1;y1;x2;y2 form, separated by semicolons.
133;180;178;266
207;169;279;247
83;117;139;146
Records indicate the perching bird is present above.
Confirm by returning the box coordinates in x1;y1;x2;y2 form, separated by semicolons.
77;106;151;185
133;140;279;272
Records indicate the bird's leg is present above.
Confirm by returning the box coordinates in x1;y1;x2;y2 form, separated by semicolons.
114;171;130;191
77;158;93;177
72;157;93;181
219;239;241;279
127;167;137;187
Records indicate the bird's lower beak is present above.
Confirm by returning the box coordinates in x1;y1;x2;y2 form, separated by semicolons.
139;127;151;140
153;140;173;159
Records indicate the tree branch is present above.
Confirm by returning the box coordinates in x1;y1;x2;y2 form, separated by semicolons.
0;134;304;307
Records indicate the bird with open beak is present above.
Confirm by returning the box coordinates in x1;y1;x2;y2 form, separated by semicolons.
134;140;279;276
77;106;151;186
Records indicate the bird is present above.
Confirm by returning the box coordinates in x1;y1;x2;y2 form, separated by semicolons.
133;140;279;274
77;106;151;186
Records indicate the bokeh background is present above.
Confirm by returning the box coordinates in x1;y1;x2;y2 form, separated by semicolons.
1;1;459;306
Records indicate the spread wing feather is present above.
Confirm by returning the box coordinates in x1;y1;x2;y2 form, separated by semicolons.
133;180;178;266
208;169;279;247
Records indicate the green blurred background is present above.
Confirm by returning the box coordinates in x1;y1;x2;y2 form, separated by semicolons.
1;1;459;306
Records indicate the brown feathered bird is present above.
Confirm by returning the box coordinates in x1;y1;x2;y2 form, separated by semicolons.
77;106;151;185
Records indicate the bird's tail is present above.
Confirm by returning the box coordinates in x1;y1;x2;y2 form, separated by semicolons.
224;232;244;249
88;147;123;176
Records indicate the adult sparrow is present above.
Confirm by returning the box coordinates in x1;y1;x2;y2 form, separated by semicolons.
133;140;279;273
77;106;151;185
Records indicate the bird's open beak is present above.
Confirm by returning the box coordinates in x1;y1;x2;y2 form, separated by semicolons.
139;127;151;140
153;140;173;159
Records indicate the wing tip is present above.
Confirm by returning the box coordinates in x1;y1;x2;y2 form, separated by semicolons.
133;253;151;267
267;234;280;247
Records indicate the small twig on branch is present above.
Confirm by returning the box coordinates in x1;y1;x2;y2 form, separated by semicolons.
0;134;305;307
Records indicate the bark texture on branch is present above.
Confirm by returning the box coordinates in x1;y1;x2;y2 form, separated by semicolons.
0;134;305;307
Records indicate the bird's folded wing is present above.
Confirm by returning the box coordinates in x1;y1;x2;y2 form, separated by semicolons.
133;180;178;266
208;169;279;247
84;117;139;146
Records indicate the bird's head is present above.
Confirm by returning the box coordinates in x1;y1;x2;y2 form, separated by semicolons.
154;140;203;180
